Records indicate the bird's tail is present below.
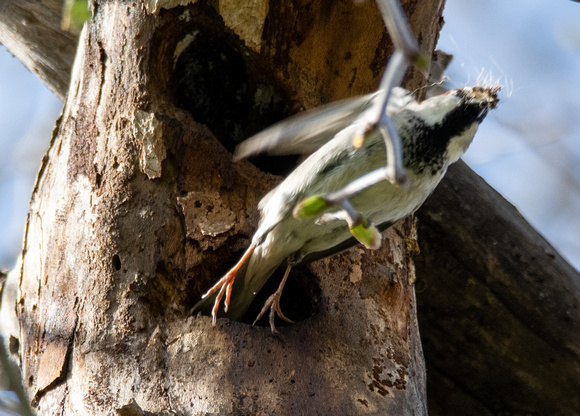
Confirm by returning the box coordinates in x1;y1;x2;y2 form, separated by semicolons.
191;244;281;323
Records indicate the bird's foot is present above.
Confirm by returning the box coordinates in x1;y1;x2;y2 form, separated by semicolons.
253;291;294;335
201;244;255;325
201;270;236;326
253;264;294;335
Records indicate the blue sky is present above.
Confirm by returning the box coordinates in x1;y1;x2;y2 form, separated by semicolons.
0;47;61;268
439;0;580;269
1;0;579;269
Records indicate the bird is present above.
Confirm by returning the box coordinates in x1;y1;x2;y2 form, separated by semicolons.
193;85;499;332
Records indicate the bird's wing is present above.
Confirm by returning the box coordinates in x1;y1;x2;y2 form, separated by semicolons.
234;87;416;160
234;93;378;159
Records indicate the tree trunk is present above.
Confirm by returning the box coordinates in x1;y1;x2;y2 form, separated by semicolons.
1;1;445;414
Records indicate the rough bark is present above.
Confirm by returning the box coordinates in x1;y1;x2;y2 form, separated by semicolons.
1;1;445;415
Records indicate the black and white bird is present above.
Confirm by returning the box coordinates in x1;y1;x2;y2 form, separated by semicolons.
194;86;499;332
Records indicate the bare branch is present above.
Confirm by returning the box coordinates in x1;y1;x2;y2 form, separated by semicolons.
0;0;77;100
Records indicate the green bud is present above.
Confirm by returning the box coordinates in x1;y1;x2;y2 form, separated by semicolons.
350;217;382;250
414;53;429;69
293;194;328;219
62;0;91;33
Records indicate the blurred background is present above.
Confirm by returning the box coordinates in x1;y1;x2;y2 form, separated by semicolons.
1;0;579;271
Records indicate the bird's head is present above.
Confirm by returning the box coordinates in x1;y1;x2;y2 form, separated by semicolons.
398;86;500;174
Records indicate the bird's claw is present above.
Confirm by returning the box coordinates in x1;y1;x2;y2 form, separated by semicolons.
202;271;236;325
201;244;255;325
253;292;294;334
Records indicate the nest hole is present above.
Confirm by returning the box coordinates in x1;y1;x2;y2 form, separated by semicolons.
241;263;321;327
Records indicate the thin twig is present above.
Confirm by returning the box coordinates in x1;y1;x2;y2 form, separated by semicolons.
301;0;422;232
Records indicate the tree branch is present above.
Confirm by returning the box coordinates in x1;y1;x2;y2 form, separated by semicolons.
0;0;77;101
416;161;580;415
